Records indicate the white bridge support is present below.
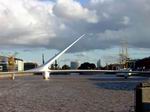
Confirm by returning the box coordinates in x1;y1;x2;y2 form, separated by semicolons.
43;71;50;80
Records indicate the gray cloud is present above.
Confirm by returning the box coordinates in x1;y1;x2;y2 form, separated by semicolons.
0;0;150;52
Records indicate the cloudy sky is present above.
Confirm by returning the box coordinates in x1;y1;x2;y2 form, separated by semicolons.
0;0;150;66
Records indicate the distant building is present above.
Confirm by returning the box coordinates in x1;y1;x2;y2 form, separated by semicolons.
15;58;24;71
0;56;24;72
70;61;79;69
97;59;101;68
24;62;38;70
0;56;8;72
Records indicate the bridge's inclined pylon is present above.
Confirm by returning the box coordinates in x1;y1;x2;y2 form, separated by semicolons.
28;34;85;80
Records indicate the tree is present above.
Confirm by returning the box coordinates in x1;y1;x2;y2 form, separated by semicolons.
51;64;55;70
62;64;70;70
78;62;96;70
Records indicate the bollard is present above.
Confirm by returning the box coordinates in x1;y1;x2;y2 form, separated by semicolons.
11;73;15;80
135;82;150;112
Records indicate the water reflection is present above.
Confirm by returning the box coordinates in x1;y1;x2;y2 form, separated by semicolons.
94;82;141;91
89;75;149;91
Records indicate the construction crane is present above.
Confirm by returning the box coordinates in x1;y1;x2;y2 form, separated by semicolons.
8;52;18;72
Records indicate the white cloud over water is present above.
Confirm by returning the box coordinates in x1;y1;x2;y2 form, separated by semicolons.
0;0;150;53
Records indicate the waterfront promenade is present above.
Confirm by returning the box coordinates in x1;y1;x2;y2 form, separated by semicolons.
0;74;148;112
